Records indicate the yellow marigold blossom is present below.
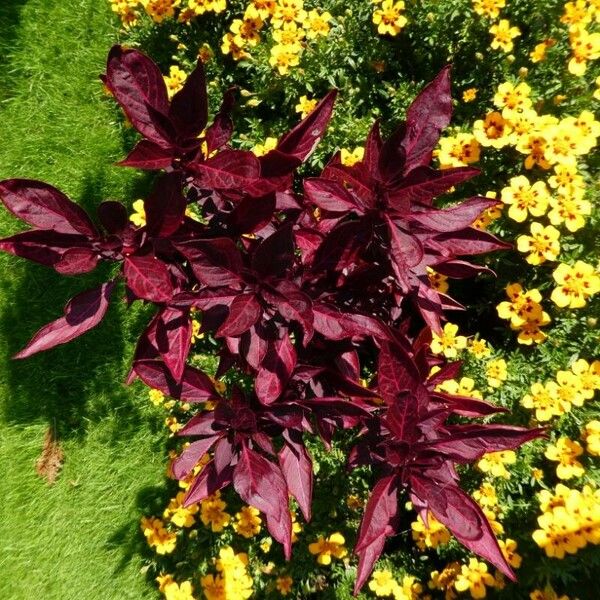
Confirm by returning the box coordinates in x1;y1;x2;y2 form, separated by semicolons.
513;314;551;346
149;388;165;406
269;43;301;75
272;22;305;45
561;0;592;29
295;95;317;118
454;558;495;599
515;132;551;170
369;570;397;597
141;0;179;23
251;0;277;19
259;537;272;553
230;16;263;48
498;538;522;568
372;0;407;36
545;437;585;479
304;9;332;38
340;146;365;166
500;175;549;222
530;40;552;63
427;267;449;294
568;27;600;76
428;562;461;597
163;580;195;600
308;532;347;565
411;512;451;550
430;323;467;359
164;65;187;99
165;416;182;433
110;0;140;27
486;358;507;388
200;491;231;532
200;574;225;600
493;81;532;112
140;516;177;554
571;358;600;398
276;575;293;596
547;163;585;195
478;450;516;478
164;491;199;528
437;133;480;167
290;509;302;542
582;420;600;456
496;283;546;328
503;108;538;140
472;194;502;230
394;575;423;600
516;222;561;265
530;587;570;600
521;382;569;421
547;193;591;232
473;111;513;148
543;124;586;166
471;0;505;19
234;506;262;538
473;482;498;508
252;136;278;157
435;377;483;399
215;546;253;598
551;369;585;407
489;19;521;53
130;199;146;227
347;494;364;510
469;337;491;358
483;507;505;535
532;505;587;558
551;261;600;308
221;32;250;60
463;88;477;102
157;574;175;593
271;0;307;29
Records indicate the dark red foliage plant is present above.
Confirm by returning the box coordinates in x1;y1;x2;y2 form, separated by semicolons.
0;46;543;593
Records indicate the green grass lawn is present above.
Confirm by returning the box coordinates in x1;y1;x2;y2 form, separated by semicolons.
0;1;167;598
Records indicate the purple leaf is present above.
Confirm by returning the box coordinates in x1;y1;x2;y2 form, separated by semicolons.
217;293;262;338
278;431;313;521
255;336;297;405
54;247;99;275
98;201;129;234
117;140;174;170
251;223;295;279
154;307;192;382
144;172;187;238
172;435;221;480
124;253;174;303
304;178;363;213
401;66;452;172
409;196;497;232
169;59;208;138
184;460;234;506
14;281;114;359
0;179;98;237
233;444;293;559
277;90;337;161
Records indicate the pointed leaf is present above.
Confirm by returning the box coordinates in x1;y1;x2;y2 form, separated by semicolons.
279;432;313;521
217;293;261;338
169;59;208;138
144;172;187;237
124;253;174;303
117;140;174;170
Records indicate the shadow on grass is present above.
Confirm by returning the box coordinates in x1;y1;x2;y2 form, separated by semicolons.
0;0;29;100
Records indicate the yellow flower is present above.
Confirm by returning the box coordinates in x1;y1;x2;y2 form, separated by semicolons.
571;358;600;398
163;579;195;600
129;199;146;227
529;40;552;63
340;146;365;166
473;111;513;148
276;575;293;595
463;88;478;102
472;482;499;508
140;516;177;554
164;65;187;99
471;0;505;19
547;163;585;195
532;506;586;558
149;388;165;406
547;193;591;232
435;377;483;399
454;559;495;599
499;538;522;568
496;283;546;329
500;175;550;222
272;22;305;46
582;420;600;456
411;512;451;550
164;491;199;528
308;532;347;565
545;437;585;479
521;382;569;421
295;95;317;118
234;506;262;538
141;0;179;23
493;81;532;112
429;562;461;597
430;323;467;359
251;0;277;19
252;136;278;157
437;133;480;167
200;491;231;532
230;16;264;48
215;546;253;598
200;574;225;600
269;43;301;75
110;0;140;27
304;9;332;38
489;19;521;53
427;267;449;294
516;222;561;265
568;27;600;76
561;0;592;29
271;0;307;29
530;587;570;600
469;337;491;358
478;450;516;478
595;75;600;100
372;0;407;36
369;570;398;597
486;358;507;388
551;261;600;309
